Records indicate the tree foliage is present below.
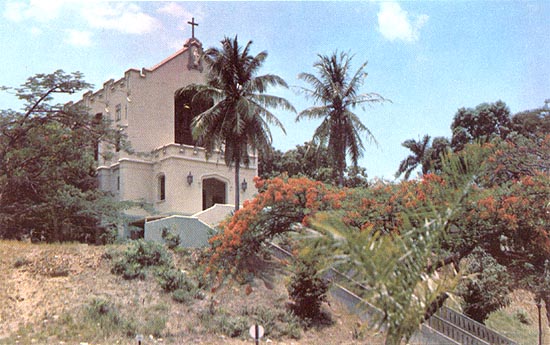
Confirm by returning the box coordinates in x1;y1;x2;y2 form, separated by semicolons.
211;136;549;339
457;248;511;323
309;211;460;345
0;70;127;242
258;141;369;187
258;142;330;181
306;145;491;344
178;36;295;210
510;100;550;140
450;100;512;151
296;51;388;186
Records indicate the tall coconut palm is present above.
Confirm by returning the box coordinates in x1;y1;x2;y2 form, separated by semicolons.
395;135;431;180
296;51;387;186
179;36;295;210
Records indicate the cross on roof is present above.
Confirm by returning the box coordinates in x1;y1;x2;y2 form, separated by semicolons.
187;17;198;39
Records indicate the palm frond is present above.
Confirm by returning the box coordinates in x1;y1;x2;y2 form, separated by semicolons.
250;74;289;93
247;98;287;134
296;106;330;122
344;59;368;98
252;93;296;114
346;92;390;110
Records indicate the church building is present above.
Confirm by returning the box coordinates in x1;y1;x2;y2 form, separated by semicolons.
75;23;257;225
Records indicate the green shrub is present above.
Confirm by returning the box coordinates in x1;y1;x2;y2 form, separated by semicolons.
513;309;531;325
457;247;511;324
162;227;181;249
157;267;196;293
84;298;125;335
240;305;302;339
287;257;329;321
218;314;249;337
110;240;172;280
111;258;145;280
172;288;194;304
126;240;172;267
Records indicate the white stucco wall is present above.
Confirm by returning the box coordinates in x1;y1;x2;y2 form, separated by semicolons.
78;38;258;218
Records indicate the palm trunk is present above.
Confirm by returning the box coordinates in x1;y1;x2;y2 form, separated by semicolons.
338;167;344;187
234;159;240;211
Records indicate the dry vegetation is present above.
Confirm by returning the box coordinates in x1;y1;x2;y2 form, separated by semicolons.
0;241;383;345
1;240;546;345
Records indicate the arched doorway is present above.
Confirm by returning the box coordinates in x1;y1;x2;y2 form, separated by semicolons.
202;178;227;210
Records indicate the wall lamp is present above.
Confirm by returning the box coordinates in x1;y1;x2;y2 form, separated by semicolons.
241;178;247;192
187;171;193;185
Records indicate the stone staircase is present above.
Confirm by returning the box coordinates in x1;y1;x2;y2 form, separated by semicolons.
269;243;518;345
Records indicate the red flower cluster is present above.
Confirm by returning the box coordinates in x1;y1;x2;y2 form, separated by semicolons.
207;176;345;275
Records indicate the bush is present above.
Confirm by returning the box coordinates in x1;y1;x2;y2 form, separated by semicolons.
287;257;329;321
172;288;194;304
458;247;511;323
157;267;196;293
84;298;126;335
111;240;172;280
111;259;144;280
218;314;249;338
240;305;302;339
126;240;172;267
513;309;531;325
162;227;181;249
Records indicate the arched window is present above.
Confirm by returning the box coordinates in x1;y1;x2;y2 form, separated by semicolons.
174;89;213;146
158;174;166;201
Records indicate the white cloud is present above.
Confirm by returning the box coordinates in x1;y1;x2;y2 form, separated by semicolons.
3;0;66;22
4;1;160;35
157;2;193;19
81;2;160;35
377;2;428;43
65;29;92;47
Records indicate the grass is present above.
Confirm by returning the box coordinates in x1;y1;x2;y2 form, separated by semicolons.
1;298;169;345
486;310;539;345
484;290;550;345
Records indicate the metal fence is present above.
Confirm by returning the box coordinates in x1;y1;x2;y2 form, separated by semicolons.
436;307;518;345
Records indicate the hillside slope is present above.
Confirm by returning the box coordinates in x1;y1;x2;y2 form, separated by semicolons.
0;241;383;345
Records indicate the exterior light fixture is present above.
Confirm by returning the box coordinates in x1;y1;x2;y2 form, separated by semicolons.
241;178;247;192
187;171;193;185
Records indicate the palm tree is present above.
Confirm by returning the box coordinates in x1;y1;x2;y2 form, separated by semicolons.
296;51;388;186
179;36;295;210
395;135;451;180
427;136;451;175
395;135;431;180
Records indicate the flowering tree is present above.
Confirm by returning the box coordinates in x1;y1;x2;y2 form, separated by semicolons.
207;176;345;277
207;135;550;335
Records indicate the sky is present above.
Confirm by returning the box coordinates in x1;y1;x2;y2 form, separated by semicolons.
1;1;548;180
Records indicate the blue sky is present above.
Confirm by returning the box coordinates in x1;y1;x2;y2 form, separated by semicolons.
1;1;548;180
